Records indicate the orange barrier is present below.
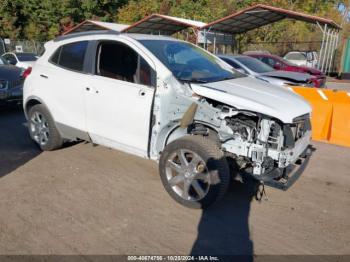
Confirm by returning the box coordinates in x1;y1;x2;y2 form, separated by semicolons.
323;90;350;147
291;87;350;147
292;87;333;141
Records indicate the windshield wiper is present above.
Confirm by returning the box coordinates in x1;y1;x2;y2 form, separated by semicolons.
209;76;237;83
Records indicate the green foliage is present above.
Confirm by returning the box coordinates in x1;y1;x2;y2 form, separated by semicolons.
0;0;347;45
0;0;128;40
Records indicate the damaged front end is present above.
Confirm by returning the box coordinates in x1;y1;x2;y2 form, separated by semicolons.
218;109;312;189
158;94;312;190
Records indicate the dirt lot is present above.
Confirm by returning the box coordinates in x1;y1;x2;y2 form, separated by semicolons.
0;108;349;256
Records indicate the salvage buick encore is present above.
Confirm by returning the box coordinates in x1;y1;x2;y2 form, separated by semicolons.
23;31;312;208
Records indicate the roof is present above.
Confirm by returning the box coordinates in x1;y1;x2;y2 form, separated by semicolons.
122;14;207;35
126;33;180;41
54;30;180;43
202;4;341;34
63;20;129;35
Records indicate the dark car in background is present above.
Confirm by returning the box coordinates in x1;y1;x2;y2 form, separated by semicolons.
247;52;326;88
0;57;26;106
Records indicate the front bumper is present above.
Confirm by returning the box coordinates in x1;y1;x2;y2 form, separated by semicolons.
251;130;312;190
253;145;312;190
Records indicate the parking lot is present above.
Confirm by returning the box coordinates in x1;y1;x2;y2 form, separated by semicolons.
0;107;349;255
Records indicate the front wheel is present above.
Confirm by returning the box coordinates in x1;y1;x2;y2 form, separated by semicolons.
159;135;230;209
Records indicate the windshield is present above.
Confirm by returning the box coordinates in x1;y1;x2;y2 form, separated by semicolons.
0;57;9;65
235;56;274;73
139;40;242;83
16;53;37;62
285;52;306;61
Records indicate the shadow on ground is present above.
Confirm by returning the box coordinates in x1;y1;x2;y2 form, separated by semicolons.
0;106;41;178
191;177;258;261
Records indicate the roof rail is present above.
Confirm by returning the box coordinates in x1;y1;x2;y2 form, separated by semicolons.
54;30;120;42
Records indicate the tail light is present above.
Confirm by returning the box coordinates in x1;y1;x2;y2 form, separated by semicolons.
22;67;32;78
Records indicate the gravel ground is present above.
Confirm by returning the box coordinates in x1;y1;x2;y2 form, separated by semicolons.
0;108;349;256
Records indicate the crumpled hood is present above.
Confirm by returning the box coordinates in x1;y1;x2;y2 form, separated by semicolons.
191;77;312;123
260;70;312;82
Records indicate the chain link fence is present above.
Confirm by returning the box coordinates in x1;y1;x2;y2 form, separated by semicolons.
2;40;45;55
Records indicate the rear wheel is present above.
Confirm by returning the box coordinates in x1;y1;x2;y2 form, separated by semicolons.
27;104;63;151
159;135;230;209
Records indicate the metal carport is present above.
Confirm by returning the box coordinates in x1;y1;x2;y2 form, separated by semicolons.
201;4;342;74
122;14;206;36
63;20;129;35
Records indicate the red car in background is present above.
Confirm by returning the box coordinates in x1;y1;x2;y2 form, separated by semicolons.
247;53;326;88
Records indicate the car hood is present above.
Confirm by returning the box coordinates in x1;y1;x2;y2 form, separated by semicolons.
191;77;311;123
0;65;23;81
260;70;312;82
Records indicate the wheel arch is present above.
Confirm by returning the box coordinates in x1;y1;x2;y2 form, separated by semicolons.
162;121;219;149
24;96;46;119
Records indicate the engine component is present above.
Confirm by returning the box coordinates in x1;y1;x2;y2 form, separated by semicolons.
226;114;257;142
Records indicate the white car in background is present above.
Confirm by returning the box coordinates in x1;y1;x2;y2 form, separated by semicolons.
284;51;318;68
23;31;312;208
1;52;38;69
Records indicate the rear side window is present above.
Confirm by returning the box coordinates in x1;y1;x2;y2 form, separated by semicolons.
50;41;88;72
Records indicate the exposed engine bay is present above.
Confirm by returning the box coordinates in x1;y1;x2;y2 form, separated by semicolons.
182;97;312;178
151;79;312;184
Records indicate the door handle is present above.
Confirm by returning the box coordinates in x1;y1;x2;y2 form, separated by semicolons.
40;74;48;79
86;87;90;91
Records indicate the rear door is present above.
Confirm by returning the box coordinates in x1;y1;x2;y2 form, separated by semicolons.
85;39;156;157
34;41;90;134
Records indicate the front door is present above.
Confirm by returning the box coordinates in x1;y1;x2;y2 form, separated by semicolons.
85;40;156;157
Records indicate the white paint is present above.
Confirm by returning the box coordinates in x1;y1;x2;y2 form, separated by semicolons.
317;90;328;100
191;77;311;123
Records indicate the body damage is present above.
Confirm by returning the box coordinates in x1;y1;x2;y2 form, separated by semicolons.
150;75;311;177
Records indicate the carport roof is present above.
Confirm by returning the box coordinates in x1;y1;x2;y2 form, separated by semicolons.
202;4;341;34
63;20;129;35
122;14;207;34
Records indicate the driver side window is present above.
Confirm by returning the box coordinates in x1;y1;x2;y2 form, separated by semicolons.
96;41;155;87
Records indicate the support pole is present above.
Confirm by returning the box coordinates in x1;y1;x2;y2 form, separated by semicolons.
327;30;337;73
324;30;333;73
318;23;327;70
213;33;217;54
321;27;330;73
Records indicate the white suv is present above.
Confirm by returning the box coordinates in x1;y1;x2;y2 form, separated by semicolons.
24;31;312;208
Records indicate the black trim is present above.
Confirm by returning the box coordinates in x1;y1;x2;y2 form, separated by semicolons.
48;40;90;74
83;40;98;74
